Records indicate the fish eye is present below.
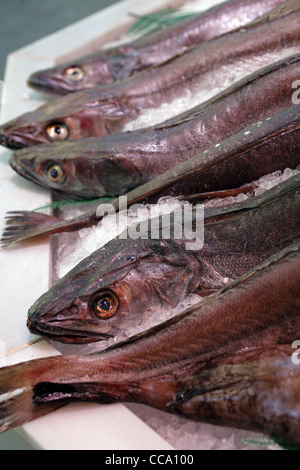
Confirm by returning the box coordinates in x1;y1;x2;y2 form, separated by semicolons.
92;291;119;319
46;122;69;141
46;163;66;184
64;66;84;82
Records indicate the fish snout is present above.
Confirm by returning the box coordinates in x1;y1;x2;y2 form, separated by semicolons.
9;151;40;184
28;72;48;92
0;130;26;150
0;116;43;149
10;149;34;168
28;72;67;96
28;68;85;95
27;299;112;344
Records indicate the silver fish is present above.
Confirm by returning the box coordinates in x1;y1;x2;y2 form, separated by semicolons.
27;0;288;95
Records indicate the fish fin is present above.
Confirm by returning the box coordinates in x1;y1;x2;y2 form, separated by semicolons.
179;183;259;203
194;289;218;297
169;379;245;411
249;0;300;27
1;211;64;248
168;361;256;409
0;389;62;434
98;99;130;120
0;359;64;433
1;210;96;248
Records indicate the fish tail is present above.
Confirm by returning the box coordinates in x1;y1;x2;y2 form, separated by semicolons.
0;357;69;433
0;388;62;434
0;354;126;432
1;210;95;248
1;211;63;248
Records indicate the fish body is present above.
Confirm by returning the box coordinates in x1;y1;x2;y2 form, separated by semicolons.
3;103;300;247
1;242;300;445
2;9;300;149
8;55;300;198
26;174;300;345
27;0;287;95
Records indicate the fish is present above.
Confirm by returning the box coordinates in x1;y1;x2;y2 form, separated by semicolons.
3;103;300;248
27;0;287;95
0;241;300;445
2;8;300;150
7;54;300;197
25;173;300;346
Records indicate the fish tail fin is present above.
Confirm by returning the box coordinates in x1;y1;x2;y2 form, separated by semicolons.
0;357;67;433
0;388;61;434
1;210;95;248
1;211;63;248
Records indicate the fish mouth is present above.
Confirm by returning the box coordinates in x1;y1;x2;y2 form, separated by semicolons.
27;318;112;344
28;73;79;95
0;132;28;150
28;75;68;96
0;127;47;149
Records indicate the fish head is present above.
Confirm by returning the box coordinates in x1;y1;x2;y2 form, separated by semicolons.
28;54;117;95
27;237;201;344
0;87;117;149
9;138;142;198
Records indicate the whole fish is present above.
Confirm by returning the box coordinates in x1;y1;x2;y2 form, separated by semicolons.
3;103;300;248
7;55;300;197
2;9;300;150
26;174;300;345
1;242;300;445
27;0;287;95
